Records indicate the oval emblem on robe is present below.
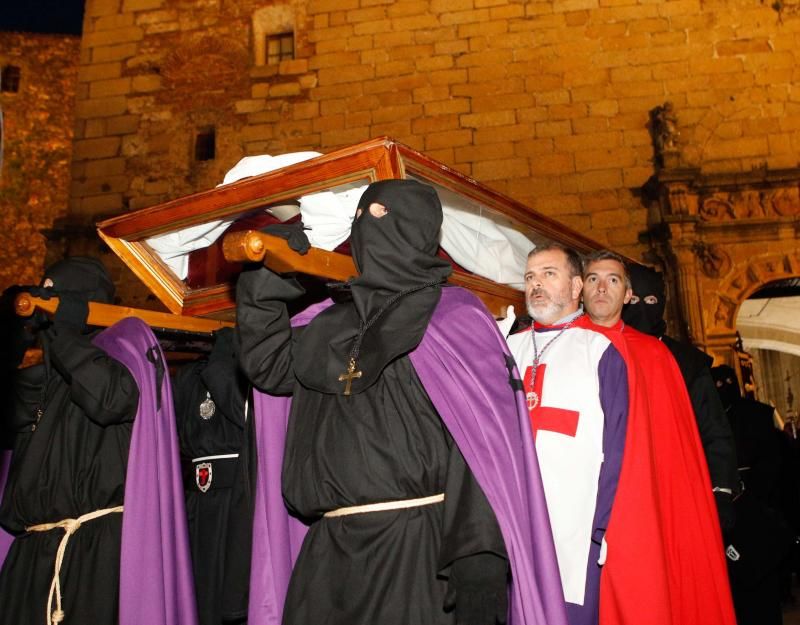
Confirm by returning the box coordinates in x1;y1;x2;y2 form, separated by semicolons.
196;462;213;493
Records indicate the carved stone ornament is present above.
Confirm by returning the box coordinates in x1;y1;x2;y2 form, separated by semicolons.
652;101;680;154
648;167;800;361
693;243;731;279
699;187;800;221
665;185;690;216
769;186;800;216
699;194;736;221
740;191;767;218
713;297;736;328
751;256;793;284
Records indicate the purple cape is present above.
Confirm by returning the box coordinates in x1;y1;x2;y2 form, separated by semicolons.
93;318;198;625
248;288;567;625
0;450;13;566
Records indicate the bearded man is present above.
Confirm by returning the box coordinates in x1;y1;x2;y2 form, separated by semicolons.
236;179;567;625
505;244;628;625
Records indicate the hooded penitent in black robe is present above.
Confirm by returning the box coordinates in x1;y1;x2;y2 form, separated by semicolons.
711;365;793;625
0;257;139;625
172;327;250;625
237;180;508;625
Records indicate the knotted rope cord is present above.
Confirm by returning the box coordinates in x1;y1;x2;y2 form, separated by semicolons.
26;505;124;625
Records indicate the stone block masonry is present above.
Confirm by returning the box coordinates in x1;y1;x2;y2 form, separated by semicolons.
62;0;800;302
0;33;80;291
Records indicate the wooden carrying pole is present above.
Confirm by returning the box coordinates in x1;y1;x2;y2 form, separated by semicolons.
222;230;525;318
223;230;357;281
15;293;233;334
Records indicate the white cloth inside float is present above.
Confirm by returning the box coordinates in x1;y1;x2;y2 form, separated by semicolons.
433;184;534;290
146;153;535;289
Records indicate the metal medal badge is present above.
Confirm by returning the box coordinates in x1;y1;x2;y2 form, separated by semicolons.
196;462;212;493
199;391;216;420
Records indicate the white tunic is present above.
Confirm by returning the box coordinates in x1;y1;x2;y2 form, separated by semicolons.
507;324;613;605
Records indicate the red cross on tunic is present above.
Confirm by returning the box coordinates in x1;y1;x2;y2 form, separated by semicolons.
522;363;580;440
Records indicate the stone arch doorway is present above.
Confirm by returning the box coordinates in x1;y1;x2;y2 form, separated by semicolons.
736;278;800;416
708;251;800;363
646;168;800;372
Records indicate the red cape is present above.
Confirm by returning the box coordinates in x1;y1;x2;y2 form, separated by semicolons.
580;318;735;625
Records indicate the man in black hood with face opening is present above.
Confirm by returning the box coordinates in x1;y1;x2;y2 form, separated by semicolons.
621;264;739;533
0;256;140;625
236;179;530;625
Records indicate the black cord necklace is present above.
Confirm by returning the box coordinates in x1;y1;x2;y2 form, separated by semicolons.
338;278;444;396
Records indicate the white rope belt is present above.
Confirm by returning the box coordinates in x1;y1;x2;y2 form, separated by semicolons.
26;505;124;625
323;493;444;518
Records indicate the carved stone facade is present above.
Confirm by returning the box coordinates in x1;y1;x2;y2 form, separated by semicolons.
649;168;800;366
4;0;800;344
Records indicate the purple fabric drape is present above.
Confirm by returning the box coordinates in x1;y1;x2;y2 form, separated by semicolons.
0;450;13;567
249;290;566;625
409;287;567;625
248;299;330;625
249;392;307;625
94;317;198;625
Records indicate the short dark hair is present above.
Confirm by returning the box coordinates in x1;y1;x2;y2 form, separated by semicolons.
583;250;631;289
528;244;583;279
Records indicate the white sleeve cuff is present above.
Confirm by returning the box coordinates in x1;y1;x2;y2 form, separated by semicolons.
598;537;608;566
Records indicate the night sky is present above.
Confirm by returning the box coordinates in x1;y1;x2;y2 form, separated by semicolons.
0;0;85;35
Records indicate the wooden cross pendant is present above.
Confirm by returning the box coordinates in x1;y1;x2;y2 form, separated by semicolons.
338;358;363;396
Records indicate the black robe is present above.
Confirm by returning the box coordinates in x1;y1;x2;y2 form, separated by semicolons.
220;408;257;624
723;397;793;625
173;358;248;625
0;330;138;625
237;274;506;625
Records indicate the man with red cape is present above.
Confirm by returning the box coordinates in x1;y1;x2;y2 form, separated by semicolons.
581;250;735;625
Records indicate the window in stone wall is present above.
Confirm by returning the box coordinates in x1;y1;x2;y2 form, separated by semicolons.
1;66;21;93
252;5;295;66
266;32;294;66
194;126;216;162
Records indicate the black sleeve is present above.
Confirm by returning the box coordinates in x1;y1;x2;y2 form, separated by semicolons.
3;369;42;447
171;361;203;457
439;433;508;575
236;267;306;395
688;368;740;493
221;393;257;622
46;328;139;426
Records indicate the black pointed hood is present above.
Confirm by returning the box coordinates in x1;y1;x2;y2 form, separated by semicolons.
43;256;115;304
711;365;741;410
294;179;452;395
348;179;452;321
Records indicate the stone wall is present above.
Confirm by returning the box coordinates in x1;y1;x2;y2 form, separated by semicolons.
73;0;800;265
72;0;316;222
0;32;80;291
